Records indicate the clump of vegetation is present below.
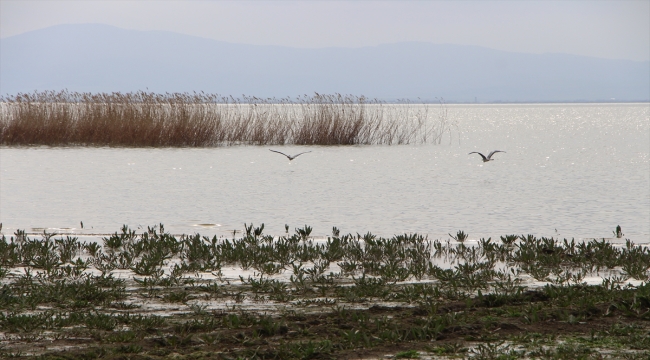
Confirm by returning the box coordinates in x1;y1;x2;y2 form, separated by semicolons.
0;90;457;147
614;225;624;238
0;224;648;359
449;230;468;242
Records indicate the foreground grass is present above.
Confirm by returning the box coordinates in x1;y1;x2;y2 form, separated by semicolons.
0;225;648;359
0;91;456;147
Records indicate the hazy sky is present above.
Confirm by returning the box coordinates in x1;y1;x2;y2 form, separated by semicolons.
2;0;649;61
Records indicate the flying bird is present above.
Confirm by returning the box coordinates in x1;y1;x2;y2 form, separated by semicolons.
269;149;312;161
469;150;505;162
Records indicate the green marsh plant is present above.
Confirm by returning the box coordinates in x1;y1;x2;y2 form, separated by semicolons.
449;230;468;242
1;224;648;358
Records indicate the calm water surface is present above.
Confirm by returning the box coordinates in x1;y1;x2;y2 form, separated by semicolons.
1;104;648;241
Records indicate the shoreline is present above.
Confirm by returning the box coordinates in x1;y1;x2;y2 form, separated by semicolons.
0;225;648;358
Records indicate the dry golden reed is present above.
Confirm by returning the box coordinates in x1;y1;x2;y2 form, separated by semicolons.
0;90;455;147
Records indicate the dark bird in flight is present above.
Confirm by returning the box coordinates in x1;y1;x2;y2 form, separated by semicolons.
269;149;312;161
469;150;505;162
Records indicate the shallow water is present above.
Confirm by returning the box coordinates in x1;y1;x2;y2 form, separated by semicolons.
1;103;648;240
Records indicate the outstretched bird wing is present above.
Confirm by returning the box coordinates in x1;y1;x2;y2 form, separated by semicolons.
487;150;505;159
290;151;312;159
269;149;291;159
269;149;312;160
468;152;487;161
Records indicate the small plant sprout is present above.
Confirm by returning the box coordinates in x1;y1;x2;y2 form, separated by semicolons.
449;230;469;242
332;227;340;237
296;225;312;240
500;234;518;246
613;225;624;238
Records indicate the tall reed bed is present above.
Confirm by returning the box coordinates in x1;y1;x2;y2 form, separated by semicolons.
0;90;456;147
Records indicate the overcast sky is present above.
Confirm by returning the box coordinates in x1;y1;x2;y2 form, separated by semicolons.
2;0;649;61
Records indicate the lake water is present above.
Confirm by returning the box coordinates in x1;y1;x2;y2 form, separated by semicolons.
1;103;648;241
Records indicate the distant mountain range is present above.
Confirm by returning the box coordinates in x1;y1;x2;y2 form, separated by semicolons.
1;24;648;102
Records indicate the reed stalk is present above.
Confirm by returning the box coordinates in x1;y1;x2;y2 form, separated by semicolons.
0;90;455;147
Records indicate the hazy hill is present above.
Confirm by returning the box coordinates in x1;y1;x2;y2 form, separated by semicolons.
1;24;648;102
